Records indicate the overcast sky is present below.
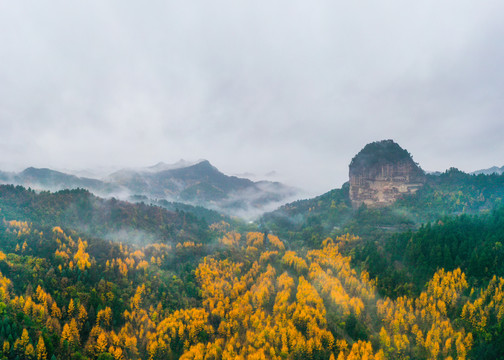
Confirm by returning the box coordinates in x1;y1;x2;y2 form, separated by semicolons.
1;1;503;195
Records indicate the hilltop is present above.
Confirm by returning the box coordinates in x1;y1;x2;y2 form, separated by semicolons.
349;140;425;208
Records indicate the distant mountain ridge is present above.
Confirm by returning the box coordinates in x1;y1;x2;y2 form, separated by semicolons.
471;165;504;175
0;160;298;218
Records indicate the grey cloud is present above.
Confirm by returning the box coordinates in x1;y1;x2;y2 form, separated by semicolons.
0;1;503;194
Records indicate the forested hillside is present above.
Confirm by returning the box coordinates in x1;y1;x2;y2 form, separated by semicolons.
261;168;504;245
0;185;213;245
0;184;503;359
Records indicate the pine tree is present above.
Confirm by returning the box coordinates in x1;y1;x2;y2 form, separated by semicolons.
96;333;108;354
36;336;47;360
67;299;75;318
77;304;88;328
25;343;35;359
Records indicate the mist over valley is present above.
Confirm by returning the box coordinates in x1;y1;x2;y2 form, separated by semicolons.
0;159;301;221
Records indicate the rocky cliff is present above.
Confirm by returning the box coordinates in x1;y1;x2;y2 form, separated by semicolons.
349;140;425;208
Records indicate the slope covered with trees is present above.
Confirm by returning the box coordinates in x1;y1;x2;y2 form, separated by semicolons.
0;185;212;245
0;192;503;358
261;169;504;244
1;161;504;360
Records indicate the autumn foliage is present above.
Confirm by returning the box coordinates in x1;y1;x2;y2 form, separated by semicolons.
0;215;498;360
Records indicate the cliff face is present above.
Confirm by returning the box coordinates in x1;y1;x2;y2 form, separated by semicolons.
349;140;425;208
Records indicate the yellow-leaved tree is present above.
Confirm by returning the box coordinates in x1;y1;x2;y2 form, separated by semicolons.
36;336;47;360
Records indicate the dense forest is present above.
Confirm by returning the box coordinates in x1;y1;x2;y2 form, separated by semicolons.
0;168;503;359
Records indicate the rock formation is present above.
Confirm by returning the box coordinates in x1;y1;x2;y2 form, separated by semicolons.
349;140;425;208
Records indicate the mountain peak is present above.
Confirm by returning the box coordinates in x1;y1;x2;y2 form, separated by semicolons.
146;159;205;172
349;140;425;208
21;167;67;177
192;159;212;168
349;139;415;173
